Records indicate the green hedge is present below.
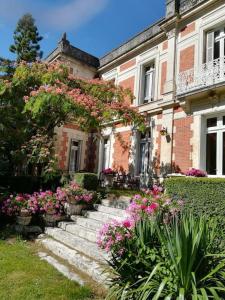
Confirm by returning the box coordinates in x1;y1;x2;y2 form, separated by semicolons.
165;177;225;245
74;173;98;191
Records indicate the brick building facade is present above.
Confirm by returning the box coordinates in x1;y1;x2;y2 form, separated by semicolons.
47;0;225;183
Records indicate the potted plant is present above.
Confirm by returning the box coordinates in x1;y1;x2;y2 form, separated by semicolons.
64;182;95;215
102;168;115;187
38;190;67;226
1;194;35;226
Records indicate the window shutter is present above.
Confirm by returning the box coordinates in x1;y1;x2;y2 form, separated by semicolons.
150;70;155;101
144;72;150;101
206;31;214;63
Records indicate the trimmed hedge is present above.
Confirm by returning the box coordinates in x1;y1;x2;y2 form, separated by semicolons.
74;173;98;191
165;177;225;245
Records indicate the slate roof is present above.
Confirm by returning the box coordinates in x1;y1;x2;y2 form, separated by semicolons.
46;33;100;68
99;18;164;68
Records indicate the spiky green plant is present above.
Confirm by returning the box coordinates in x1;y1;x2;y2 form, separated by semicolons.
106;214;225;300
106;216;177;300
157;214;225;299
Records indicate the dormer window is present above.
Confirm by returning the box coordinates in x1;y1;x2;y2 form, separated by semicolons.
141;63;155;104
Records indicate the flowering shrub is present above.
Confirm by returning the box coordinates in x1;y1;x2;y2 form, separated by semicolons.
185;168;207;177
97;218;134;255
98;185;184;254
128;185;183;223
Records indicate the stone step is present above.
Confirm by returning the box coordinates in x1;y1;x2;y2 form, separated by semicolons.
94;204;128;218
38;251;85;286
83;211;124;224
102;197;131;210
59;222;97;243
45;227;109;262
40;238;108;285
71;215;105;231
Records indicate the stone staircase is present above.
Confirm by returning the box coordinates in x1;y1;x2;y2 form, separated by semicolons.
37;196;130;288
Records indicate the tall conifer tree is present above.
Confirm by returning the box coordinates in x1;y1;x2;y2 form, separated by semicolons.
10;14;43;62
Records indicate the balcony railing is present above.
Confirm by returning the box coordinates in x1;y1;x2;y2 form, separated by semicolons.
177;57;225;95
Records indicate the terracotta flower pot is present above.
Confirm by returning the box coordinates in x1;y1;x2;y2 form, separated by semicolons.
104;174;114;187
65;203;88;216
43;213;64;227
20;208;31;217
16;215;32;226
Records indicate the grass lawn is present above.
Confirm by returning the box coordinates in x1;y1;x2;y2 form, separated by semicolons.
0;235;101;300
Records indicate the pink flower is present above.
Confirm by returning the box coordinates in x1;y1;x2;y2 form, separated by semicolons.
122;219;132;228
145;203;159;214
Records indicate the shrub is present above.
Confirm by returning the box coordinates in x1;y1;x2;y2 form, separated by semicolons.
98;186;183;254
97;187;184;299
74;173;98;191
164;177;225;246
105;217;177;300
157;215;225;299
100;213;225;299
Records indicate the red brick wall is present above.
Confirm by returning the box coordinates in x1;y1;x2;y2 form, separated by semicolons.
59;131;69;170
174;106;184;113
119;76;135;92
162;40;168;51
63;124;79;130
179;45;195;72
161;61;167;95
180;22;195;38
112;131;131;172
120;59;136;72
118;76;135;104
173;116;193;172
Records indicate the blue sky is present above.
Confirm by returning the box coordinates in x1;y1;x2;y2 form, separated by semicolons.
0;0;165;60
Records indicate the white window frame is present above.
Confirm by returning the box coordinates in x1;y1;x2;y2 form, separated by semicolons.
204;114;225;176
139;62;155;105
206;26;225;63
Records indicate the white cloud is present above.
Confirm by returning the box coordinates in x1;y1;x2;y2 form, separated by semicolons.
42;0;109;30
0;0;109;30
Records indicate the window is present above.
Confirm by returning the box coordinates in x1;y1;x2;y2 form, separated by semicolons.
69;140;81;173
141;63;155;104
206;115;225;176
139;130;151;174
206;27;225;62
102;138;110;170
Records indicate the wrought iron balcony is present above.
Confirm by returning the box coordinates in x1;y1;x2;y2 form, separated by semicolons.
177;57;225;95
